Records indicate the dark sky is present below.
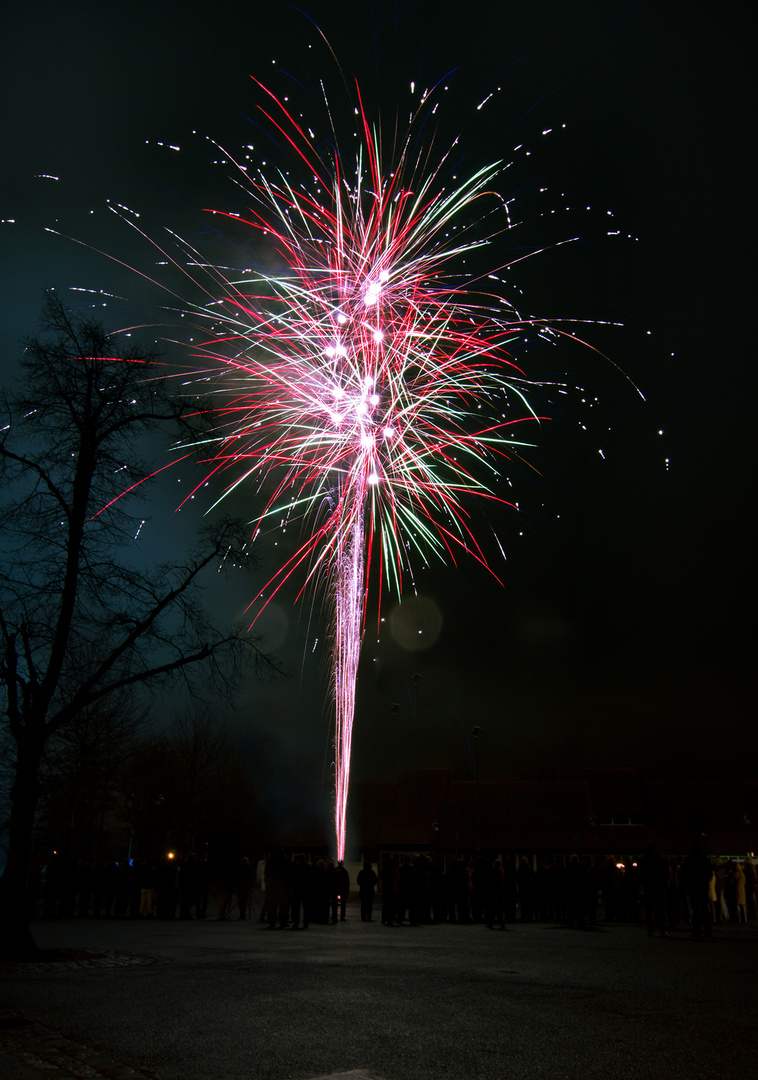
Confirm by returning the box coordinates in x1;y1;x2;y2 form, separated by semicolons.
1;1;755;803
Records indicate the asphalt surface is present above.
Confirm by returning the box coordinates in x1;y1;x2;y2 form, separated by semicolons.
1;912;755;1080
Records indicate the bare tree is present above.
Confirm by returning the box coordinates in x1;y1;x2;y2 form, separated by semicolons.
0;294;276;957
36;695;146;865
123;709;254;858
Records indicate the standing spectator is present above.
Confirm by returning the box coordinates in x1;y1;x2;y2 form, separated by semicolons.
325;860;339;923
136;859;156;918
503;859;518;923
156;855;178;920
216;853;236;920
681;841;713;939
732;861;747;924
290;854;312;929
517;857;535;922
127;861;141;918
104;861;119;918
448;858;470;924
534;862;552;923
414;854;432;924
236;857;255;920
743;856;757;919
429;858;445;924
380;857;400;926
708;863;718;924
398;856;418;925
602;857;624;922
197;852;211;919
713;860;728;922
310;859;329;924
723;860;738;922
179;853;200;919
265;849;291;929
622;861;642;922
484;859;505;929
639;842;669;937
672;858;690;927
471;857;489;923
113;860;133;918
357;861;378;922
565;856;591;929
335;860;350;921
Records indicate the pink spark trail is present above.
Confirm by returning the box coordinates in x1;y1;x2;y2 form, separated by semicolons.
164;79;561;859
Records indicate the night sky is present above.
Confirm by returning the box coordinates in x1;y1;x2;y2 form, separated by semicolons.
1;1;755;809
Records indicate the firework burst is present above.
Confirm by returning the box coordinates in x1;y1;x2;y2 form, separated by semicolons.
129;78;569;858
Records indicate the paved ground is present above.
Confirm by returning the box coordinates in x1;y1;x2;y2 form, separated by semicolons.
1;914;756;1080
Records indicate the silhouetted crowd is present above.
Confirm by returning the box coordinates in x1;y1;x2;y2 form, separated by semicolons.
38;851;215;920
253;845;758;935
33;843;758;937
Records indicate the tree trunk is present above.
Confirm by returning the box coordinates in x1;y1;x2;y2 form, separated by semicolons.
0;735;43;959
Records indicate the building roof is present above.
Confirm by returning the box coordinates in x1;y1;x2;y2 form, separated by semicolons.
348;768;758;857
355;768;451;848
585;767;647;816
265;768;758;858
